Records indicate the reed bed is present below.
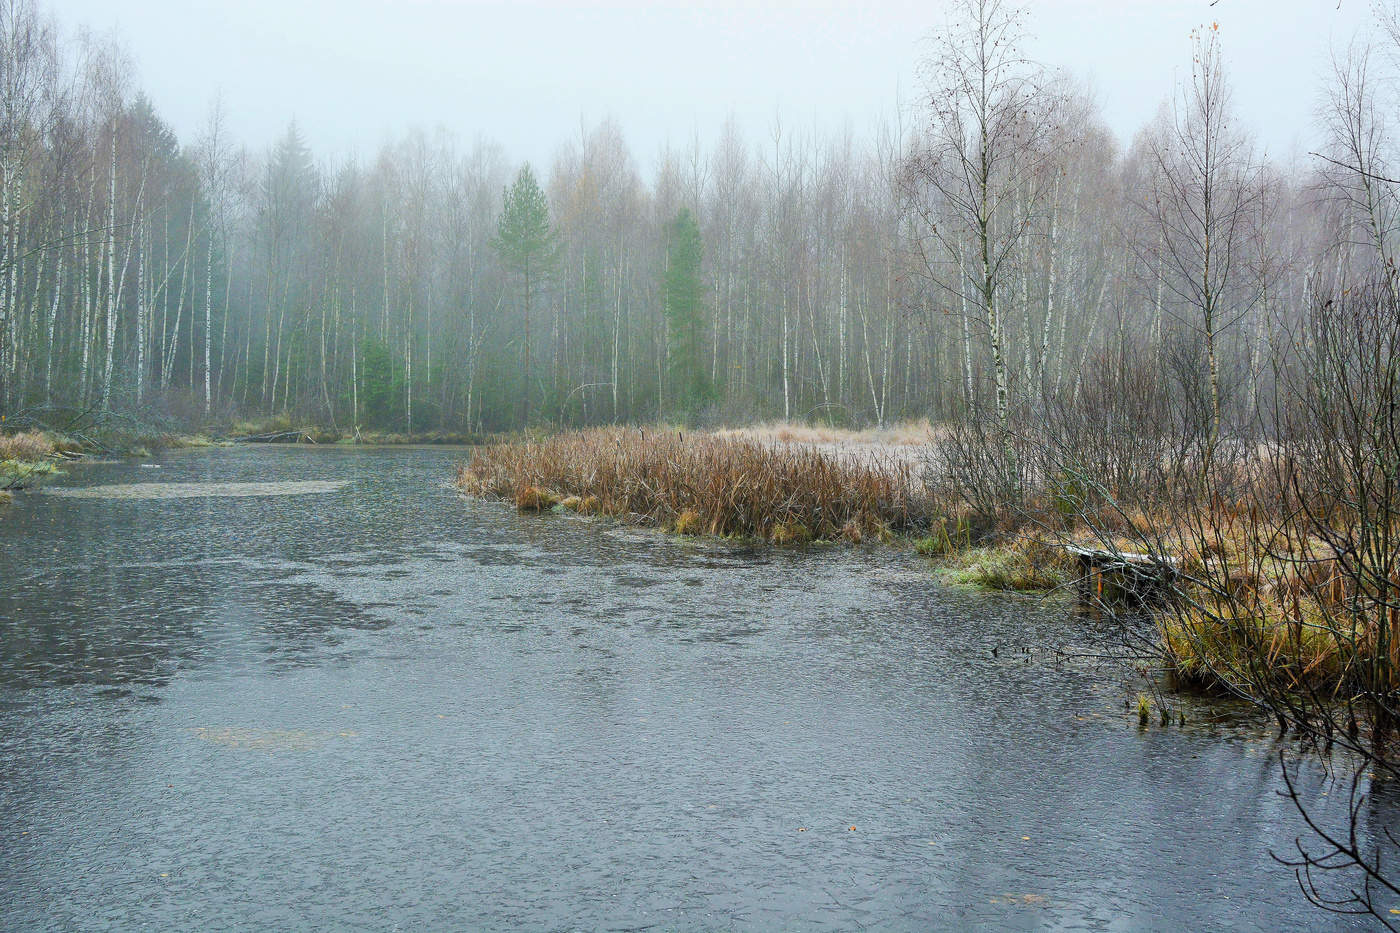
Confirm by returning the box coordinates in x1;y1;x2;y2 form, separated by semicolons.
456;427;930;543
0;430;55;463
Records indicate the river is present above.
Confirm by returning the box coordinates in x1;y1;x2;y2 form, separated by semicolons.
0;445;1386;930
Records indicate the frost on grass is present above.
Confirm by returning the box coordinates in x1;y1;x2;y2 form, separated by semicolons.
45;480;348;499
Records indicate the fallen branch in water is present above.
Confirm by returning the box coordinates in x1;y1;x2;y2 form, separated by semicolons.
232;431;316;444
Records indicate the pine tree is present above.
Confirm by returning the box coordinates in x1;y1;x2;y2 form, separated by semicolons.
662;207;708;417
492;163;556;424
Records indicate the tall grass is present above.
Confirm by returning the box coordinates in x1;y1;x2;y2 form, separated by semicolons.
457;427;929;543
0;430;55;462
0;429;59;492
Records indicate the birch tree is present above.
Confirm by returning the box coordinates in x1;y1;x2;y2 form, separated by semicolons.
1143;25;1261;457
905;0;1062;428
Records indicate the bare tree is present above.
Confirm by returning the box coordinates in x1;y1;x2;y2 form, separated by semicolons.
905;0;1062;430
1142;25;1262;460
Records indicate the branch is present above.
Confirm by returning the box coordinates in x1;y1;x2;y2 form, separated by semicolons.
1310;151;1400;185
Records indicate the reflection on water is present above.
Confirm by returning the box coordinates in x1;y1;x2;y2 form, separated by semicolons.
0;446;1388;930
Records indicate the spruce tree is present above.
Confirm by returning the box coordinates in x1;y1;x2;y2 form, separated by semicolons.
662;207;708;417
492;164;556;424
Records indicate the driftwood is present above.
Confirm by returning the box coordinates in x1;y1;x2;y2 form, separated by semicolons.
1066;544;1179;602
232;431;317;444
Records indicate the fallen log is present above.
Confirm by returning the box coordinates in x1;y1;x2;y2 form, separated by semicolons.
1066;543;1177;575
232;430;317;444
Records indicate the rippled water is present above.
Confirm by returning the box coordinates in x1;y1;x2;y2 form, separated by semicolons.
0;446;1387;930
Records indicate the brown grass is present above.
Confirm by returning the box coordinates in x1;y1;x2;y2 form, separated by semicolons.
1051;496;1400;699
0;430;55;462
457;427;929;544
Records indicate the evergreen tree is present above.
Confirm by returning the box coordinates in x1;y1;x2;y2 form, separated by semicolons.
491;163;556;424
662;207;708;417
357;337;395;429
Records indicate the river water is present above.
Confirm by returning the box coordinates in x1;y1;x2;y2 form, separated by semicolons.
0;445;1388;930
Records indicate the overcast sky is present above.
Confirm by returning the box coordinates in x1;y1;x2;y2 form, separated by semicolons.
57;0;1376;172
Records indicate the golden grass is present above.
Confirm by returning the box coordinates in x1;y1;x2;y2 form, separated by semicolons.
514;485;559;511
0;430;55;462
1159;597;1359;695
0;430;60;492
1055;497;1400;700
457;427;929;544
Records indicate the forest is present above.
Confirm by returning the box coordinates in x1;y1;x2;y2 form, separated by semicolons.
8;0;1400;926
0;0;1391;440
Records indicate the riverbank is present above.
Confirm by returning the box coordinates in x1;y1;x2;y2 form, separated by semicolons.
454;423;1393;722
224;416;486;446
0;427;230;502
0;430;61;498
454;425;1077;597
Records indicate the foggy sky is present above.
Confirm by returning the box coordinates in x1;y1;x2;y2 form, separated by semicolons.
59;0;1375;171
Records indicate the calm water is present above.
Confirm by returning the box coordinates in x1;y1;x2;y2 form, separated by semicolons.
0;445;1387;930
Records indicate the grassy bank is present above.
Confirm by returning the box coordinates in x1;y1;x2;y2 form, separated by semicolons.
0;425;228;501
0;429;65;495
454;420;1379;715
457;427;932;544
1110;508;1399;701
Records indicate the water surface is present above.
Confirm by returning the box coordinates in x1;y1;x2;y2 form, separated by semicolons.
0;446;1386;930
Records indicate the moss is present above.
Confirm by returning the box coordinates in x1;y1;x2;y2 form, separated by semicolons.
515;485;559;511
1137;694;1151;726
166;434;222;449
942;541;1069;591
770;521;813;545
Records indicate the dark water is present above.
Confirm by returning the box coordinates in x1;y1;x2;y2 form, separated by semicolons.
0;446;1388;930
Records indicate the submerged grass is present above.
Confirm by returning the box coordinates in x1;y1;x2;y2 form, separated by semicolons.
457;427;930;544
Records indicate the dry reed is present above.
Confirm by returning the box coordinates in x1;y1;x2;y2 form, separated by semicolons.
0;430;55;463
456;427;929;543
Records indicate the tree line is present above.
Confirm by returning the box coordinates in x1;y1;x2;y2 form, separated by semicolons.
0;0;1393;437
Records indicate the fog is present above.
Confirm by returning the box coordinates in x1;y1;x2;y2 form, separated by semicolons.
60;0;1370;169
